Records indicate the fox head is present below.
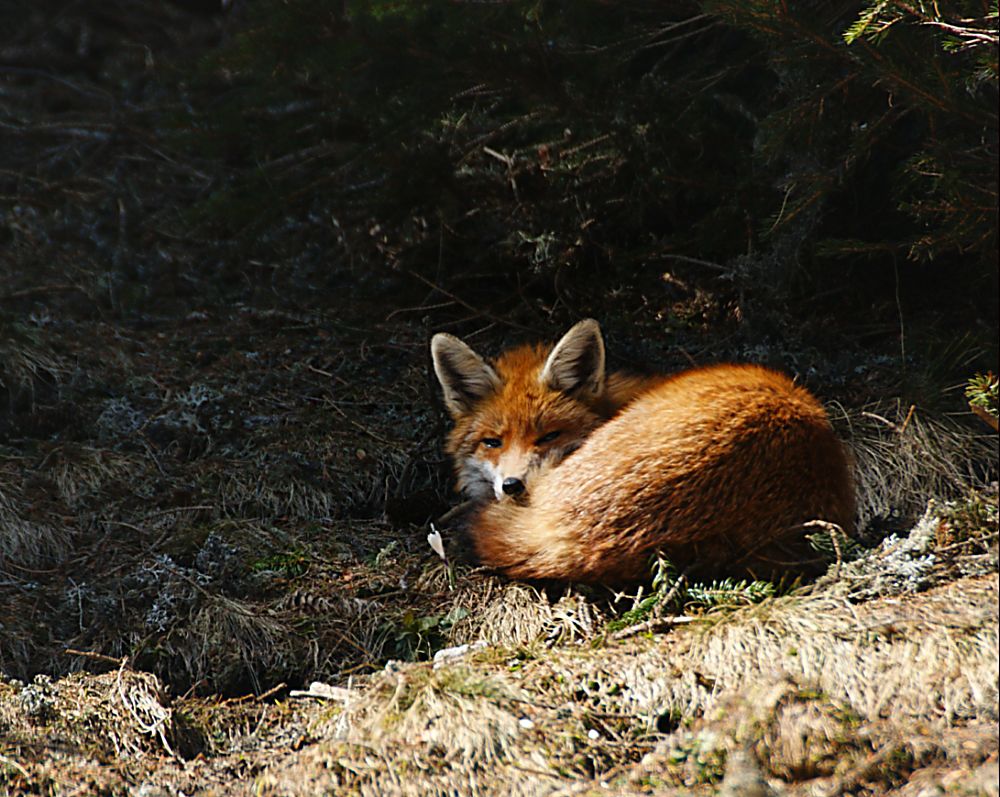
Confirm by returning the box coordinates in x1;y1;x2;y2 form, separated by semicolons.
431;319;611;502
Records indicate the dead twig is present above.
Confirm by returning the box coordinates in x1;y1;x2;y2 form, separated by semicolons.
0;284;91;302
65;648;128;667
861;408;917;435
801;519;849;577
656;253;730;273
225;682;288;704
436;499;478;526
289;681;352;702
970;404;999;432
612;568;693;640
898;403;916;435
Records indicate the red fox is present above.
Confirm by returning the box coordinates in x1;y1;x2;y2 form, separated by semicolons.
431;319;856;584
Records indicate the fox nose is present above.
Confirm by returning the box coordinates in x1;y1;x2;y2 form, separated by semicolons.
501;477;525;496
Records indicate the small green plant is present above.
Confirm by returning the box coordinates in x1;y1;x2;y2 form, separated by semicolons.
966;372;998;431
249;549;311;578
935;493;999;554
385;607;469;661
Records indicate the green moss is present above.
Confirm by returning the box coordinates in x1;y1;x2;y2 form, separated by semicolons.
250;548;313;578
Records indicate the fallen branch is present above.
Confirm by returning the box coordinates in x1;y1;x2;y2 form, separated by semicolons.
65;648;128;667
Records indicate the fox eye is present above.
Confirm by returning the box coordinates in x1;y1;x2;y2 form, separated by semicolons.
481;437;503;449
536;430;562;445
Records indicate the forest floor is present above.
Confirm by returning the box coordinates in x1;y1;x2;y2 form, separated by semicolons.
0;3;997;795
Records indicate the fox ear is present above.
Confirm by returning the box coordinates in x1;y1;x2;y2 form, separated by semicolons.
541;318;606;397
431;333;501;417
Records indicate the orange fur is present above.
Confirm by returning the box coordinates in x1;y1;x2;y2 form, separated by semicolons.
431;322;855;584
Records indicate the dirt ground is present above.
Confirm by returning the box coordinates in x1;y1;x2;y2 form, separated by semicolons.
1;2;997;795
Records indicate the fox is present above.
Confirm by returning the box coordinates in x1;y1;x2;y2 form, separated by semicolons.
430;319;856;584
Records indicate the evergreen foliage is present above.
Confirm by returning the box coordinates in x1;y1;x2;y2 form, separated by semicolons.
702;0;997;267
175;0;996;338
683;577;777;608
608;555;778;633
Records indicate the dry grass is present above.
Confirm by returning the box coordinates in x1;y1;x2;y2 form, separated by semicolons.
445;577;609;649
0;483;69;569
241;503;998;794
338;666;526;765
0;4;995;794
245;569;998;796
46;445;148;509
837;402;998;529
217;464;338;521
166;595;307;695
0;666;182;762
0;330;64;408
652;575;996;726
2;502;996;795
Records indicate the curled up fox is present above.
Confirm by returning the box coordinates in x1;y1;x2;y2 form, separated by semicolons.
431;319;855;585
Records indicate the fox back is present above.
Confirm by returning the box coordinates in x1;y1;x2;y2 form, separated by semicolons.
431;320;855;584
